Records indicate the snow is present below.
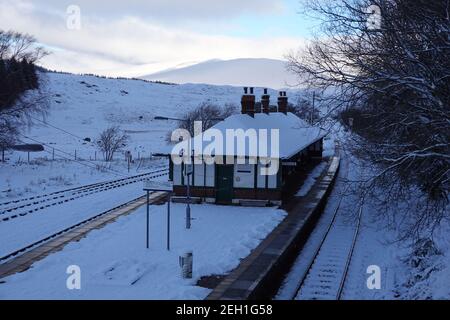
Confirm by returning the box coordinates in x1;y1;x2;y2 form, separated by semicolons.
172;112;326;159
0;173;163;258
295;161;327;196
0;203;286;299
0;157;166;202
0;71;290;299
276;137;399;300
142;58;300;89
392;223;450;300
2;72;295;202
322;136;336;158
1;70;448;300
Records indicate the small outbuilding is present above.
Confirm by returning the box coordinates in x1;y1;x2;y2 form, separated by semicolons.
169;88;326;206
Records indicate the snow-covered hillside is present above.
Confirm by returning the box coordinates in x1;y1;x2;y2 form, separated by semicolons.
0;72;299;200
24;71;304;161
142;58;299;89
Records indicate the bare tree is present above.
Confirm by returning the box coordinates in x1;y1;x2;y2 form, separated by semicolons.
287;0;450;238
0;30;47;62
178;102;238;136
96;126;129;162
289;94;321;124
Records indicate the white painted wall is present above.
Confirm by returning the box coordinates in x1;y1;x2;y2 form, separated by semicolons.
174;159;278;189
234;164;255;189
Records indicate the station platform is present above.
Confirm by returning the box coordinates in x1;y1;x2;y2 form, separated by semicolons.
206;156;340;300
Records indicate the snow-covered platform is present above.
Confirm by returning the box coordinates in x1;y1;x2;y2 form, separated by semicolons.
0;197;285;299
0;192;167;280
206;156;340;300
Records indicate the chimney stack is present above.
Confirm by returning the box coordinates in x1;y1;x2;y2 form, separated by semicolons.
261;88;270;114
278;91;288;114
241;87;255;117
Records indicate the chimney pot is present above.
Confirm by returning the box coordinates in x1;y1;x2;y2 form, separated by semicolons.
241;86;256;117
261;89;270;114
278;92;288;114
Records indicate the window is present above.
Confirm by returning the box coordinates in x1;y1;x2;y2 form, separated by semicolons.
194;164;205;187
234;164;254;188
257;161;278;189
173;164;182;185
205;164;215;187
182;164;193;185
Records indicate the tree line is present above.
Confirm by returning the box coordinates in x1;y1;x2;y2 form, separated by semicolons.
288;0;449;238
0;30;48;152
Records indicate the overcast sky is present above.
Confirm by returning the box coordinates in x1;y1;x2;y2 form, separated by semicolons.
0;0;316;77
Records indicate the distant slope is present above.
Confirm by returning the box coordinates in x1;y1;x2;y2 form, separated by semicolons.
141;58;299;89
28;72;300;159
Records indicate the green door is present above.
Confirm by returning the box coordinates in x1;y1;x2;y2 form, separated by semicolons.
216;165;234;204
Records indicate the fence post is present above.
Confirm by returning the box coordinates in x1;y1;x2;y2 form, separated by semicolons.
52;148;55;161
27;152;30;164
75;150;77;160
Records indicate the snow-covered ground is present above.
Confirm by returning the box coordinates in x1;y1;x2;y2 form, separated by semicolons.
277;141;399;299
1;71;447;300
295;161;328;197
0;203;286;299
277;130;450;300
0;71;291;300
0;172;166;258
1;72;301;202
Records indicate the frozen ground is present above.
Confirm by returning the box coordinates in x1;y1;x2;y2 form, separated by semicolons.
1;72;303;202
1;72;447;300
295;161;328;197
1;72;244;202
277;144;399;299
0;172;167;258
277;131;450;300
0;157;167;202
0;72;292;299
0;203;286;299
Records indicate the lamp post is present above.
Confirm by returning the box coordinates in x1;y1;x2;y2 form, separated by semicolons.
154;116;192;230
154;115;225;230
184;162;192;229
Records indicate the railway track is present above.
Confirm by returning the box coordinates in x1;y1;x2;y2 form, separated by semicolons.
290;200;364;300
275;141;364;300
0;166;169;223
0;191;167;265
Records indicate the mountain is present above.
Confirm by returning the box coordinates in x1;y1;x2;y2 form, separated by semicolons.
141;58;299;89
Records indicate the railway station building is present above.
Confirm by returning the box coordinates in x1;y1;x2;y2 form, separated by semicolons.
169;88;326;206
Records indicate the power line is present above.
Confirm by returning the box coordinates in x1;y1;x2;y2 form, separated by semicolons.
28;114;93;143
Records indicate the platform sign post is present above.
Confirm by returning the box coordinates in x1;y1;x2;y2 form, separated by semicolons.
143;180;173;251
146;190;150;249
167;193;171;251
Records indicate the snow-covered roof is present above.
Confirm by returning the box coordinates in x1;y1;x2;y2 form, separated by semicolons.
170;112;326;160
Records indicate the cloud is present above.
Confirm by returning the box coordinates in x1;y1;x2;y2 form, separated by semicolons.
0;0;305;77
15;0;285;22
